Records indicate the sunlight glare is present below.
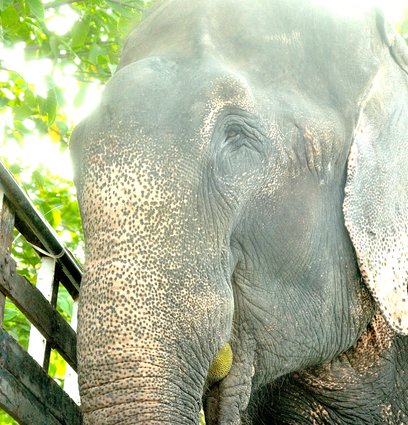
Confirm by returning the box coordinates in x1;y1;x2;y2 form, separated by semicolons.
45;5;79;36
1;135;74;180
312;0;407;22
2;43;25;72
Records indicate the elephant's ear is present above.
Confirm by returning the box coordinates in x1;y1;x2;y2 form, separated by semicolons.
343;15;408;335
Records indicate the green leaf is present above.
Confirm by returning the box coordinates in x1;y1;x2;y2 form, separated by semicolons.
0;97;9;107
0;409;18;425
53;85;65;106
31;169;45;189
48;35;60;57
57;285;73;320
46;88;57;125
0;0;13;12
23;89;38;110
4;307;22;321
48;360;57;377
71;18;90;48
26;0;44;20
3;301;31;349
13;104;33;120
88;43;104;65
8;163;22;175
97;54;108;65
51;208;61;227
1;6;19;30
37;95;47;116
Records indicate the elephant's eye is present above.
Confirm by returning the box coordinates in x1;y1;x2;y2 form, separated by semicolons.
224;124;261;154
225;126;241;141
213;113;267;182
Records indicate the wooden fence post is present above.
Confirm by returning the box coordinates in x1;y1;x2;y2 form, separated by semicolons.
0;185;15;327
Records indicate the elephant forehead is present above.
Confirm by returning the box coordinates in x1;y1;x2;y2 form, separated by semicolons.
104;58;251;119
121;0;366;63
199;75;256;139
119;0;376;98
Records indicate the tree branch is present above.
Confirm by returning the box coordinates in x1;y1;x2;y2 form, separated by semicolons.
106;0;143;10
44;0;82;10
44;0;143;10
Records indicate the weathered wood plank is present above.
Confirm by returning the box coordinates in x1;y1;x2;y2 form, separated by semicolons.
0;329;82;425
0;188;15;254
0;298;4;327
0;254;77;371
0;368;63;425
0;186;14;327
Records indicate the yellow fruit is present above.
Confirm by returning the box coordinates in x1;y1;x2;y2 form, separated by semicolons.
208;343;233;382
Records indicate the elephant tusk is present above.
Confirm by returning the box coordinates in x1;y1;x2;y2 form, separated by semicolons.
208;343;233;382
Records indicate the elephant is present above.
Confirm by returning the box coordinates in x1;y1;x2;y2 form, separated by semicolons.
70;0;408;423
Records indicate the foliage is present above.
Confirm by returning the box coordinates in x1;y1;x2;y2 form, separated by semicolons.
0;0;152;147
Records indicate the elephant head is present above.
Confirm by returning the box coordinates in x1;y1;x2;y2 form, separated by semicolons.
70;0;408;423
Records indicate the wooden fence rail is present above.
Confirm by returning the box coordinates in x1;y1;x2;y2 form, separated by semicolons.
0;162;82;425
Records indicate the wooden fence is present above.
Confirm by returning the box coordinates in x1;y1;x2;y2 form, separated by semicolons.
0;162;82;425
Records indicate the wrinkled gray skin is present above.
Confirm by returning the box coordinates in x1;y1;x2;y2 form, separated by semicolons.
70;0;408;423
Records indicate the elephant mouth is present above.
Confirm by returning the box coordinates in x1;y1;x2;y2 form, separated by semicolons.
203;380;223;425
202;337;256;424
201;343;233;424
203;380;246;425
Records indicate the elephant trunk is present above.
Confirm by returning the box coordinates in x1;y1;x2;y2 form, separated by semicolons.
79;348;202;424
76;155;233;424
78;257;224;424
